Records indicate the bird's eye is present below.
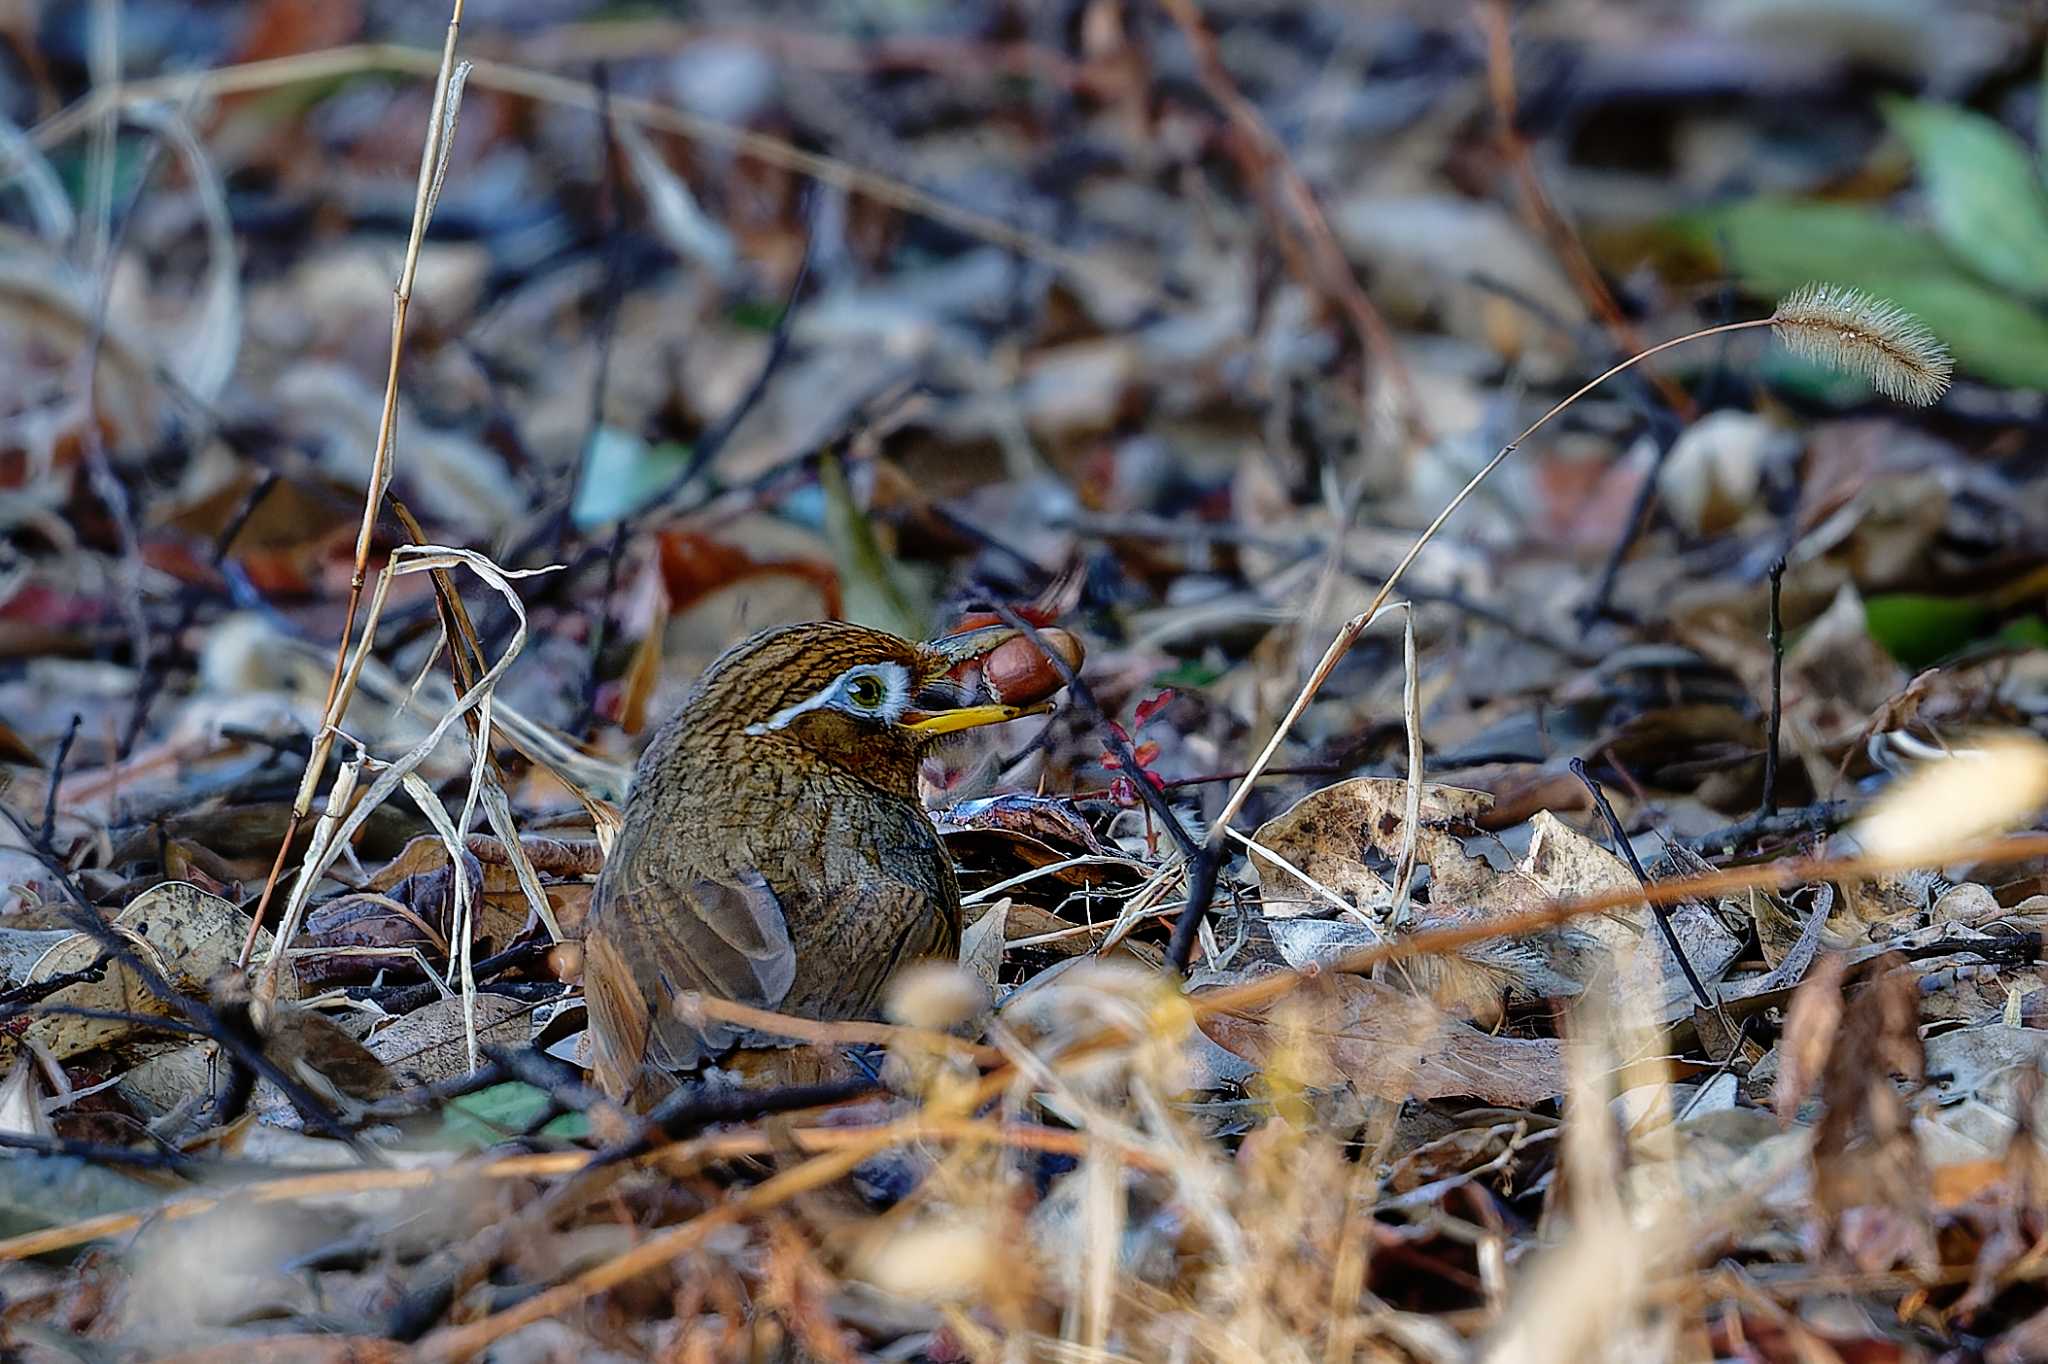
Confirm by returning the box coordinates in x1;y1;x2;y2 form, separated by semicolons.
844;673;885;710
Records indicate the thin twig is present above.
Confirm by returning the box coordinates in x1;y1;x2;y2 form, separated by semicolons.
1575;410;1681;633
1675;800;1855;859
38;713;79;845
1570;757;1712;1010
0;954;109;1023
975;597;1199;864
652;199;816;508
120;471;278;754
1763;555;1787;817
1164;845;1223;975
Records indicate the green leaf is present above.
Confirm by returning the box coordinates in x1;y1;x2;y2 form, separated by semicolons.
1666;198;1952;294
570;426;692;530
1864;593;1990;668
438;1082;588;1150
1152;659;1223;690
1864;273;2048;391
729;298;787;332
1882;97;2048;298
1998;616;2048;651
1671;199;2048;389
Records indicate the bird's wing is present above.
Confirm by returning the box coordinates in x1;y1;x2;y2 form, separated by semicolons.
583;840;795;1099
794;846;962;1023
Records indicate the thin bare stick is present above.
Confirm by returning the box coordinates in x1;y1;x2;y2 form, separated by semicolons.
0;1115;1147;1263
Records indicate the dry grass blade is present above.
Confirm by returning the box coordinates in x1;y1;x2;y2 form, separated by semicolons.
0;110;74;241
121;103;240;402
1208;282;1952;840
1771;282;1953;405
239;1;471;968
258;546;558;988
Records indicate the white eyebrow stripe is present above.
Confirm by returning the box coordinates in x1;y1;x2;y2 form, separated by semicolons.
744;660;912;735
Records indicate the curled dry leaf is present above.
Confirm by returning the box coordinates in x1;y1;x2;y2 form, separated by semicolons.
1811;956;1934;1270
957;898;1008;1001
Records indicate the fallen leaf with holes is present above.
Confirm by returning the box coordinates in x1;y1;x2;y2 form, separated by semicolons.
1249;779;1495;920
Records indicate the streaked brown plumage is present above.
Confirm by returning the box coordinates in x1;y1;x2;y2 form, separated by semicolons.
583;620;1069;1103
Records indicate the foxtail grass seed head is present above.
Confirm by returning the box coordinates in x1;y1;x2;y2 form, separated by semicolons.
1770;283;1952;405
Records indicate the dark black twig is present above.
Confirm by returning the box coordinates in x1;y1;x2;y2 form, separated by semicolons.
1762;555;1787;817
0;954;110;1024
39;713;80;845
563;66;631;739
930;507;1056;588
598;1076;880;1169
348;940;554;1015
650;200;817;510
573;524;628;740
471;200;819;666
1576;410;1682;634
1674;799;1855;858
974;599;1199;863
1570;758;1712;1009
1165;842;1224;976
0;1129;199;1169
972;596;1225;974
81;126;172;721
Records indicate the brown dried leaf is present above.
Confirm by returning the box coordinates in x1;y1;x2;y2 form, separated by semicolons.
366;993;528;1087
1199;974;1564;1106
1811;956;1934;1271
19;881;286;1061
1774;951;1847;1125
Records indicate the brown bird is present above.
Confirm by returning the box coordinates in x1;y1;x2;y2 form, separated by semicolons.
582;619;1079;1104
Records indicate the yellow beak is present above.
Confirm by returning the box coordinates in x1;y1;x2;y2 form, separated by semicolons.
900;701;1049;735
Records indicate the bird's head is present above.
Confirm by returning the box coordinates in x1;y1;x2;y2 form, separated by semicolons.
677;620;1076;794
